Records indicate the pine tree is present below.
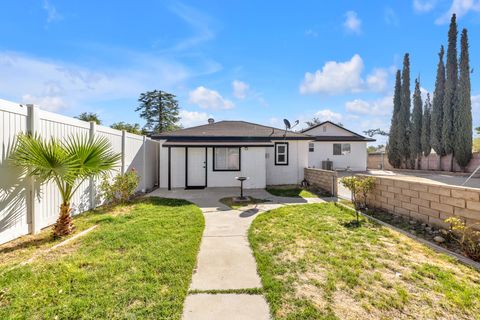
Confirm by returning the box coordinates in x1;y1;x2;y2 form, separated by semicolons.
454;28;473;169
398;53;411;168
442;14;458;170
410;78;423;168
388;70;402;168
421;93;432;157
135;90;181;134
431;46;446;158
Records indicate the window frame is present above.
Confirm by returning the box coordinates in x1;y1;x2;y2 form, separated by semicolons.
212;147;241;171
274;142;289;166
308;142;315;152
333;143;351;156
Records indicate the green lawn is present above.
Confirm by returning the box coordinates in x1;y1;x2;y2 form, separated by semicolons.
219;196;269;209
266;187;318;198
0;197;204;319
249;203;480;320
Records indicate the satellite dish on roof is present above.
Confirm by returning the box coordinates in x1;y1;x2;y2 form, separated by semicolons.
283;119;291;129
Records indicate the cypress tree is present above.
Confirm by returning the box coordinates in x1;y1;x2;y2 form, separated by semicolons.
388;70;402;168
399;53;411;168
442;14;458;170
431;46;445;158
454;28;473;169
421;93;432;158
410;78;423;168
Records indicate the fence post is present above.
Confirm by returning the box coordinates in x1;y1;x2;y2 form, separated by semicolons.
26;104;41;234
89;122;97;209
141;136;147;193
121;130;126;174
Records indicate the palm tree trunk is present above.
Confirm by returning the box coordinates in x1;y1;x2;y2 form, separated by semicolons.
53;202;74;237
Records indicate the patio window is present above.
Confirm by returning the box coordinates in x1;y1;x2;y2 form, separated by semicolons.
309;143;314;152
333;143;351;155
275;142;288;165
213;147;240;171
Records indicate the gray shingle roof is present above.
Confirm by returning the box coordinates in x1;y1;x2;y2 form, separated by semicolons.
152;120;311;141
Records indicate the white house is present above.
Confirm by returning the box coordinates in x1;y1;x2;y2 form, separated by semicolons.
301;121;375;171
152;119;373;190
153;120;311;189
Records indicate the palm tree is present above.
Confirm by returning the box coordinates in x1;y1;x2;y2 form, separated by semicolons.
11;134;120;237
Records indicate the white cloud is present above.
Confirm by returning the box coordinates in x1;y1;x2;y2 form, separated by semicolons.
413;0;437;13
435;0;480;24
43;0;62;23
189;86;234;110
232;80;249;99
343;11;362;34
0;51;192;112
313;109;343;123
367;69;389;92
179;110;210;127
345;96;393;116
300;55;389;95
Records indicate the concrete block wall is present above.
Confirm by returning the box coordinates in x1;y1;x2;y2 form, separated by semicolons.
304;168;337;196
366;175;480;229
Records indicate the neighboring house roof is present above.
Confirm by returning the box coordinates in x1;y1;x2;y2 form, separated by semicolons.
151;120;312;144
301;121;376;142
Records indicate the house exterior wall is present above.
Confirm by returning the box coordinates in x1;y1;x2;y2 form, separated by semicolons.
159;145;267;189
303;123;353;136
266;140;309;185
308;141;367;171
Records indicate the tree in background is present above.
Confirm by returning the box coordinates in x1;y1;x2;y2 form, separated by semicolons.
442;14;458;171
399;54;411;168
421;93;432;158
363;128;389;137
110;122;142;135
135;90;180;134
305;117;322;127
388;70;402;168
75;112;102;125
431;45;446;159
454;28;473;170
410;78;423;169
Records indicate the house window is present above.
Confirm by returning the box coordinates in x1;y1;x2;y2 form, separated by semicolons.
214;147;240;171
275;142;288;165
309;143;314;152
323;126;327;132
333;143;351;155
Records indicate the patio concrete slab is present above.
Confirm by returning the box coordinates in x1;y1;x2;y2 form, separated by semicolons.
183;294;270;320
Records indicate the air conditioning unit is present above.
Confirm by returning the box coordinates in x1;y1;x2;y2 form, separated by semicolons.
322;160;333;171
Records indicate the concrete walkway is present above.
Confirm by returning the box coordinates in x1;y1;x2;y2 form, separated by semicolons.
149;188;324;320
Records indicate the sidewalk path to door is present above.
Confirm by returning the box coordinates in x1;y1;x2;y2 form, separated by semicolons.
149;187;325;320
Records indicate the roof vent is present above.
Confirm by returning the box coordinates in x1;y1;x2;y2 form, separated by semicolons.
208;118;215;124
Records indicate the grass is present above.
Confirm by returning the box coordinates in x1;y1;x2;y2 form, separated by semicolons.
249;203;480;320
266;187;319;198
0;197;204;319
219;196;270;209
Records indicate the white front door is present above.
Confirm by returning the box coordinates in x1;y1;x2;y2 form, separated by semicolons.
187;148;206;188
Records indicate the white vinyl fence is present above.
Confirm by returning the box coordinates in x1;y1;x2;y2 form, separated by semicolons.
0;100;160;245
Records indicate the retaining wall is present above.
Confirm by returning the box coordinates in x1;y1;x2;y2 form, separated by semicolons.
304;168;337;196
366;175;480;229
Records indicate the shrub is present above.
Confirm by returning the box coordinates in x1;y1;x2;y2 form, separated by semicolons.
340;176;376;224
445;217;480;261
100;169;140;204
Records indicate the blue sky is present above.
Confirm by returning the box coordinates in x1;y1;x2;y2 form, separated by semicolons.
0;0;479;145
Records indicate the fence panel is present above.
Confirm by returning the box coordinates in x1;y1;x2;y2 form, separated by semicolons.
0;102;29;244
0;101;160;244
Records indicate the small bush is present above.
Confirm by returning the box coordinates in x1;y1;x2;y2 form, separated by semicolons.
340;176;376;225
445;217;480;261
100;169;140;204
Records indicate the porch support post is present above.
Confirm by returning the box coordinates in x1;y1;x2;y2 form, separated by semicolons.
168;146;171;190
